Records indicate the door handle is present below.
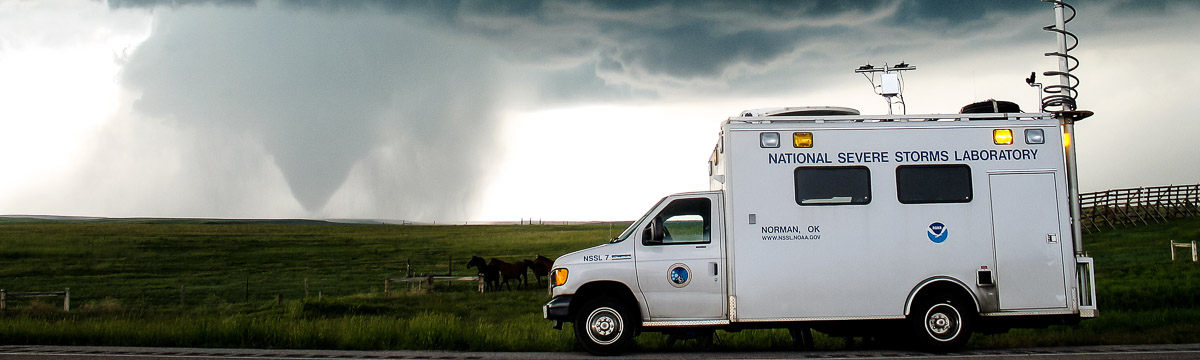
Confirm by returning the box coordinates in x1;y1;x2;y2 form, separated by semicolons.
711;262;719;276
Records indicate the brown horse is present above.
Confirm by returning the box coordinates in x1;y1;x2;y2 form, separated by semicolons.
524;255;554;286
488;258;527;291
467;256;500;292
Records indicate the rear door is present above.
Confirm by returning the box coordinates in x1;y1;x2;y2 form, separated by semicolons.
634;193;726;320
990;172;1068;309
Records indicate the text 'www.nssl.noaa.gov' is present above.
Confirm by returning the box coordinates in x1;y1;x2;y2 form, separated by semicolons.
760;225;821;240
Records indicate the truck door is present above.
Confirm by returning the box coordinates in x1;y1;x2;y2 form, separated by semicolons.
634;194;726;320
990;172;1068;309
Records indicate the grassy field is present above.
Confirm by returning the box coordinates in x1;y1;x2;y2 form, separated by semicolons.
0;216;1198;351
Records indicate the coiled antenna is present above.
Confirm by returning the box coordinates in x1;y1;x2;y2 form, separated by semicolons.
1041;0;1080;112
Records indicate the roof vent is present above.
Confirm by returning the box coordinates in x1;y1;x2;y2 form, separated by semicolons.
960;99;1022;114
740;106;860;117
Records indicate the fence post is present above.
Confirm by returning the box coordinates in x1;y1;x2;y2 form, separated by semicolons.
1;289;6;311
1172;240;1178;261
1194;241;1198;262
384;277;390;297
64;288;70;312
304;277;309;298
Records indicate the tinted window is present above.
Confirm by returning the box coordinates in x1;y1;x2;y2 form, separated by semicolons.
794;166;871;205
896;165;973;204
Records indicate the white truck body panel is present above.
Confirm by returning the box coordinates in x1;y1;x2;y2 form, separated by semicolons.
713;114;1079;321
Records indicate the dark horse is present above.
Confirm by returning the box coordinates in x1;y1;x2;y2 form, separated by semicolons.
523;255;554;286
489;258;528;291
467;256;500;292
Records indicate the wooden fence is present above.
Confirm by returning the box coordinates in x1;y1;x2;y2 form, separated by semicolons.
1080;184;1200;233
384;276;484;295
0;288;70;311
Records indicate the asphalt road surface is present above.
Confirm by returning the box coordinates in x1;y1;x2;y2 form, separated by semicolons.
3;344;1200;360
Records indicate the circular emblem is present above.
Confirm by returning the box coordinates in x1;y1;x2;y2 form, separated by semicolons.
927;222;949;243
668;263;691;288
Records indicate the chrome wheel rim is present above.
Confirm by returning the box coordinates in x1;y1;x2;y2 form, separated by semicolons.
924;303;962;342
586;307;624;345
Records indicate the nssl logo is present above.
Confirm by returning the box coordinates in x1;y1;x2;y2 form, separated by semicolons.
927;222;949;243
667;263;691;288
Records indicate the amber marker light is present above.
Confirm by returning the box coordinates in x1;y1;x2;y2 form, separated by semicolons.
552;268;569;287
993;129;1014;145
793;132;813;148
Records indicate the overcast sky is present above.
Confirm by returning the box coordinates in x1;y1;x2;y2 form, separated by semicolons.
1;0;1197;222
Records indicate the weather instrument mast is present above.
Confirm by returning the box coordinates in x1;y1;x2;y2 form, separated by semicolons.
854;62;915;115
1033;0;1092;256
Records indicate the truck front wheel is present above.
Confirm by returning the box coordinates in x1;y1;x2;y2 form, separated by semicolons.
574;297;637;355
908;295;972;353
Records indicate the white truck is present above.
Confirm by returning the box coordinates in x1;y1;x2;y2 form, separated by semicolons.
543;105;1098;354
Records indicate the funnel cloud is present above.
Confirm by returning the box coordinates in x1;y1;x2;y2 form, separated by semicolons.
120;5;501;219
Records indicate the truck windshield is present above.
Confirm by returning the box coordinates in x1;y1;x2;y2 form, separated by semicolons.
611;197;666;243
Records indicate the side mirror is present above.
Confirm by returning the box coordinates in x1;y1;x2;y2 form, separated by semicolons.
643;217;665;245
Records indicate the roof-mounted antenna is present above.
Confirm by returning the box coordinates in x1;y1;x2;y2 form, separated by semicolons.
1041;0;1081;113
855;62;916;115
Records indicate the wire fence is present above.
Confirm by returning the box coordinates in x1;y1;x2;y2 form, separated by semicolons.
1080;184;1200;233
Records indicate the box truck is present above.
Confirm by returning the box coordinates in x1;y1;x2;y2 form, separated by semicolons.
543;105;1098;354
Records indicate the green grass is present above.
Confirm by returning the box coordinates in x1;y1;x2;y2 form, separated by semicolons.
0;222;616;307
0;217;1198;351
1087;218;1200;311
0;293;575;351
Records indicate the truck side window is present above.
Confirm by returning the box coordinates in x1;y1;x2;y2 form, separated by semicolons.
642;197;711;245
896;164;973;203
794;166;871;205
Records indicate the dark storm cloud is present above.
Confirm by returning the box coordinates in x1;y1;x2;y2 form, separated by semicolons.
107;0;896;81
106;0;254;9
105;0;1132;219
1105;0;1200;15
889;1;1041;26
538;61;648;104
104;0;1078;87
599;23;803;78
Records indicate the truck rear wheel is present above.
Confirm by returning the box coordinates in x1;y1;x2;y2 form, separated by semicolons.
908;295;972;353
574;297;637;355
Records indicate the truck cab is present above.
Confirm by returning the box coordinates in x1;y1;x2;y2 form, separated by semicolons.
544;191;727;353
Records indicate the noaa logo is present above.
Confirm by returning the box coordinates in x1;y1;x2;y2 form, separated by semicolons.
668;263;691;288
927;222;949;243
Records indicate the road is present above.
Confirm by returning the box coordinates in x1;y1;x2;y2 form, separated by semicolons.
2;344;1200;360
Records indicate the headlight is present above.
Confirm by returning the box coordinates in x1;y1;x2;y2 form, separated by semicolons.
552;268;569;287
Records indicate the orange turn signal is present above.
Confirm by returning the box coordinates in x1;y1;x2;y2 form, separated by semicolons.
993;129;1014;145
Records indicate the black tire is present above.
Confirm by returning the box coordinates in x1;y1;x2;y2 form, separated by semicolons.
789;327;815;350
573;297;637;355
908;295;972;353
